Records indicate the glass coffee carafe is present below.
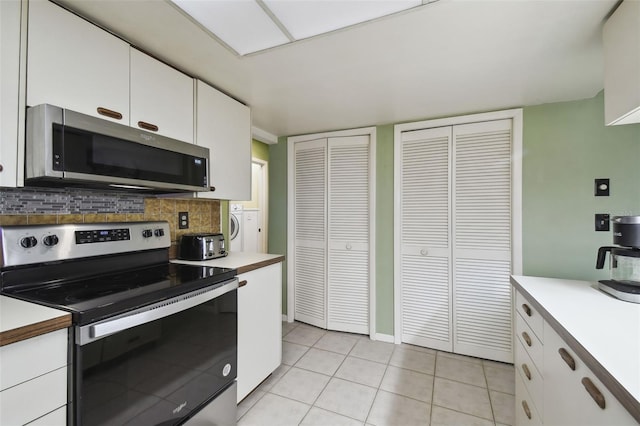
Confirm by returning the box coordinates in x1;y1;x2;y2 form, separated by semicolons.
597;216;640;302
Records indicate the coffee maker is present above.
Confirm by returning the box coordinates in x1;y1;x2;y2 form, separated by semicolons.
596;216;640;303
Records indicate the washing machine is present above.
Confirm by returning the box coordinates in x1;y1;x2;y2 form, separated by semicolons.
229;204;243;252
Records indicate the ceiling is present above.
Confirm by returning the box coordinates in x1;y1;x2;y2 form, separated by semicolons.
57;0;618;139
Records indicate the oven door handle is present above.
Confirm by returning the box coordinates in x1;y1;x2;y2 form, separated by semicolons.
79;278;238;345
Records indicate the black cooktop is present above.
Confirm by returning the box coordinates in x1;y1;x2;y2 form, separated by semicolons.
2;262;237;325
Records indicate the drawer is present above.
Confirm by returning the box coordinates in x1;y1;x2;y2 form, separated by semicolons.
0;328;68;390
543;322;637;425
515;290;544;342
515;338;544;416
516;370;543;426
515;313;543;370
0;366;67;426
28;406;66;426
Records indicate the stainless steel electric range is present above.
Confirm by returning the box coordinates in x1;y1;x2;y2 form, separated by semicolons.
0;221;238;426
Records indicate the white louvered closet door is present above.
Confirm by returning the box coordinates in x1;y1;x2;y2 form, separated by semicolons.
293;139;327;329
399;126;453;352
452;119;513;363
327;136;370;334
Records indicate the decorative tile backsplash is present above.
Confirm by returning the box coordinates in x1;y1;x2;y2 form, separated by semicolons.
0;187;221;258
0;187;144;214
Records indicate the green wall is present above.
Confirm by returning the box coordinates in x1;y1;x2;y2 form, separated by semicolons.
522;91;640;280
268;91;640;334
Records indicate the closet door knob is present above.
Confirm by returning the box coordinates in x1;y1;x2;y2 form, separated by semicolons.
420;248;428;256
346;243;352;250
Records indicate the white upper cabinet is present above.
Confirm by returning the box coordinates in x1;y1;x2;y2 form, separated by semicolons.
195;80;251;200
1;0;26;188
603;0;640;126
130;48;194;143
27;0;130;123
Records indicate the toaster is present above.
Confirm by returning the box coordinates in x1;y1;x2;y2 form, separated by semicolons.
178;233;227;260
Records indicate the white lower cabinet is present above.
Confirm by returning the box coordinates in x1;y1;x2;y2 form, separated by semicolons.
514;289;636;426
542;322;636;426
0;328;68;425
237;263;282;402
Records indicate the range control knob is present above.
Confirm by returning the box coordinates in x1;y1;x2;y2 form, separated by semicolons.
43;235;59;247
20;236;38;248
154;228;165;237
142;229;153;238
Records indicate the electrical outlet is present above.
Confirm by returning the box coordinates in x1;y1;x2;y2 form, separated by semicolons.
178;212;189;229
595;213;610;231
595;178;610;196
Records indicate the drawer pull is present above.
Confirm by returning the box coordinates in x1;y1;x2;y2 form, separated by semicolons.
210;186;216;192
558;348;576;371
238;280;248;288
97;107;123;120
522;303;532;317
138;121;159;132
521;363;532;380
581;377;606;409
522;400;532;420
522;331;532;347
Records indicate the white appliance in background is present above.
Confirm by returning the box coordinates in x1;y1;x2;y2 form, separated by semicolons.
229;204;243;252
242;209;259;253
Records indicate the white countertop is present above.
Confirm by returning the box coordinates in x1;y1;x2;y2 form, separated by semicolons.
511;275;640;408
0;296;69;334
171;251;284;271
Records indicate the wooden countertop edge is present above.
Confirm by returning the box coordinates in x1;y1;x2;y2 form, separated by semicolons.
511;277;640;423
0;314;71;347
236;255;285;275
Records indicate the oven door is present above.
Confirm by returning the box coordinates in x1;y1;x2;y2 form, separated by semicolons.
73;279;238;426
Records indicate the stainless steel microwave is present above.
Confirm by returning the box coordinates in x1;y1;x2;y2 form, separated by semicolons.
25;104;210;193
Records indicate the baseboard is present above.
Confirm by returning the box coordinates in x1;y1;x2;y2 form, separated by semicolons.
282;314;289;322
374;333;395;343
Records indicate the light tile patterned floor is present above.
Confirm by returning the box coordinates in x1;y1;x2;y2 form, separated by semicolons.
237;322;515;426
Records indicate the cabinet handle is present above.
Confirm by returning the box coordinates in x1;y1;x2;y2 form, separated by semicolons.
581;377;606;409
522;303;532;317
138;121;159;132
0;164;3;172
522;331;532;347
521;400;532;420
521;363;532;380
97;107;123;120
238;280;247;288
210;186;216;192
558;348;576;371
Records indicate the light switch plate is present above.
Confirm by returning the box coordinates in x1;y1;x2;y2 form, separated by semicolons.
595;178;610;196
595;213;610;231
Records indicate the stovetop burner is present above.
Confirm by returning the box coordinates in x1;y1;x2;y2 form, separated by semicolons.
598;280;640;304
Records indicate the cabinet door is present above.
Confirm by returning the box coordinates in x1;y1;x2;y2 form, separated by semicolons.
195;80;251;200
27;0;129;123
237;263;282;402
292;138;327;329
398;126;452;352
130;48;194;143
543;322;637;425
0;0;25;187
327;135;370;334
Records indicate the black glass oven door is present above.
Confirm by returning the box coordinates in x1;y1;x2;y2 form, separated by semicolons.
73;281;237;426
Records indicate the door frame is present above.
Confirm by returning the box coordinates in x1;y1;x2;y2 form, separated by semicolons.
393;109;523;344
287;126;377;338
253;158;269;253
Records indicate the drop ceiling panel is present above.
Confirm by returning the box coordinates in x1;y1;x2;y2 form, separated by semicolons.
263;0;422;40
172;0;289;55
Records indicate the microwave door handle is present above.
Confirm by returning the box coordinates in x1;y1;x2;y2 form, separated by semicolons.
85;279;238;343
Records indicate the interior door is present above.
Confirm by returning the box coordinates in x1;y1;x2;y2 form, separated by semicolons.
399;126;453;351
327;135;370;334
293;138;327;328
452;119;513;362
